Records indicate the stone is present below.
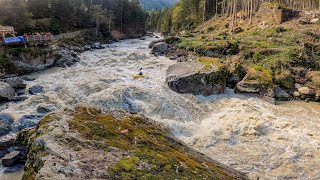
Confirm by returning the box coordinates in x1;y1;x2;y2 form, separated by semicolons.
151;42;168;54
274;87;292;100
3;163;25;173
293;91;300;97
0;149;9;159
166;62;226;96
16;88;26;96
37;106;52;114
0;114;14;136
29;85;44;95
310;18;319;23
0;135;15;149
298;87;310;95
4;77;26;89
148;39;165;48
11;115;43;131
235;80;261;93
0;82;15;101
54;49;80;67
1;151;22;166
257;2;298;25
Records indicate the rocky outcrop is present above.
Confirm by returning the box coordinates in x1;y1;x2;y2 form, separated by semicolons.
18;106;247;180
54;48;80;67
274;87;292;100
151;42;169;54
0;82;16;101
256;2;299;25
166;58;227;96
148;38;165;48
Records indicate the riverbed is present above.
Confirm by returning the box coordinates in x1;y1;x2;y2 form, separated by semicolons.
1;36;319;179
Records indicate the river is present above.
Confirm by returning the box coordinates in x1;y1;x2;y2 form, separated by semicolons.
1;36;319;179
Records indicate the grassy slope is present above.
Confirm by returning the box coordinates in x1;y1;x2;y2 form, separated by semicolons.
173;15;320;94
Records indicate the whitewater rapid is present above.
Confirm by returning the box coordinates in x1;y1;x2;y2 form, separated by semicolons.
1;37;319;179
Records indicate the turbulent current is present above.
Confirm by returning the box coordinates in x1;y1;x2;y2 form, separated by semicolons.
1;37;320;179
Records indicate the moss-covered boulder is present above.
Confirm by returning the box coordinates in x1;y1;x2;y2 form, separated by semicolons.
21;106;247;179
166;57;227;96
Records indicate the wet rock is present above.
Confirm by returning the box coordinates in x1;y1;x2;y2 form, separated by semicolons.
11;96;29;102
16;88;26;96
0;135;15;149
0;114;14;136
91;43;105;50
37;106;52;114
4;77;26;89
169;56;177;60
12;115;43;131
22;76;36;81
54;49;80;67
3;163;25;173
151;42;168;54
1;151;23;166
148;39;165;48
274;87;292;100
166;62;226;96
29;85;44;95
139;37;146;40
0;149;9;159
0;82;15;101
235;79;261;93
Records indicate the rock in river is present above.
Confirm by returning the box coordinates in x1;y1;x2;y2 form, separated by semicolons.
1;151;23;166
151;42;168;54
11;115;43;131
0;114;14;136
29;85;44;95
0;82;15;101
166;58;227;96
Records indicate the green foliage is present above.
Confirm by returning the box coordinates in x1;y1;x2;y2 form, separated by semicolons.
0;0;146;36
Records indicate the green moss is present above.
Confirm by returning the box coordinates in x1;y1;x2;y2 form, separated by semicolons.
196;57;224;70
68;107;242;179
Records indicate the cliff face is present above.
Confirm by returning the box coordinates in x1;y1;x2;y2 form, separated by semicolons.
17;106;247;180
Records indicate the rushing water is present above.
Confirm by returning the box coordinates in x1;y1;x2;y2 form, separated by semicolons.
0;37;319;179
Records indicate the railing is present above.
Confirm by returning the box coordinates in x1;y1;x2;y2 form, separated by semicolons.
2;31;82;45
0;26;14;31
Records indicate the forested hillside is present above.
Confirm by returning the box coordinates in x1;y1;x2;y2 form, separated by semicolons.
140;0;179;10
147;0;320;32
0;0;146;36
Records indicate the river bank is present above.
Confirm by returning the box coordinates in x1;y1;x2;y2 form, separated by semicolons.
0;36;319;179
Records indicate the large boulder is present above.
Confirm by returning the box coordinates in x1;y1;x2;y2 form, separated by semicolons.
54;49;80;67
0;114;14;136
235;80;261;93
166;58;227;96
0;82;15;101
4;77;26;89
256;2;298;25
29;85;44;95
148;39;165;48
1;151;23;166
20;106;247;179
274;87;292;100
151;42;169;54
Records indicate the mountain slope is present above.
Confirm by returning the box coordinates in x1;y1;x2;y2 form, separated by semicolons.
140;0;178;10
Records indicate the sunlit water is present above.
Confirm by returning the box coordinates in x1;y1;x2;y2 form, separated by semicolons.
0;37;319;179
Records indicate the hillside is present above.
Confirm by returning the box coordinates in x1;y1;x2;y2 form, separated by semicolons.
140;0;178;10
